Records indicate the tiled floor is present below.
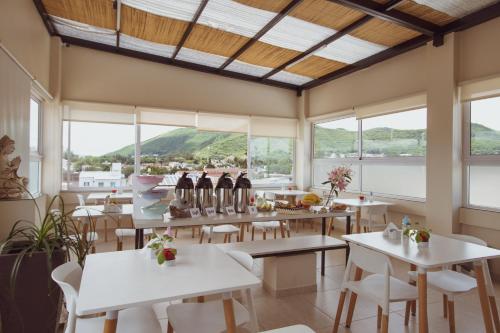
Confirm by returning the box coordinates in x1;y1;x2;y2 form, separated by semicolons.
88;220;500;333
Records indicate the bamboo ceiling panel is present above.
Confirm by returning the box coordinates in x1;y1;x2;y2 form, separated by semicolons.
42;0;115;29
237;42;301;68
286;56;347;78
184;25;249;57
397;1;456;25
232;0;292;13
350;18;421;47
289;0;366;31
121;5;187;46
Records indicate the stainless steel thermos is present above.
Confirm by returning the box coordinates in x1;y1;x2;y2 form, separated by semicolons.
215;172;233;213
174;172;194;208
233;172;252;213
195;172;213;215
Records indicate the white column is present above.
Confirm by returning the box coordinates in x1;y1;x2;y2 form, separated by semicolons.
296;91;311;190
425;34;462;234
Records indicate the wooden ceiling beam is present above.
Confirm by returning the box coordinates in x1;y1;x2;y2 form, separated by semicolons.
218;0;303;71
328;0;440;36
33;0;58;36
60;35;299;91
172;0;209;60
440;1;500;34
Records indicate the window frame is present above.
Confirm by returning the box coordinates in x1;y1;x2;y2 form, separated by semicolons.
462;99;500;212
61;119;297;192
311;108;427;201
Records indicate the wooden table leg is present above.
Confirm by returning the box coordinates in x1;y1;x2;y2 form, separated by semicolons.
279;221;286;238
103;311;118;333
410;264;417;316
482;260;500;333
321;217;326;276
222;294;237;333
418;268;428;333
239;224;245;242
474;262;495;333
355;208;361;233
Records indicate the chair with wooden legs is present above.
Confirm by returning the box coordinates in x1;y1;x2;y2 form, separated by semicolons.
166;250;257;333
333;243;418;333
199;225;240;243
115;228;153;251
407;234;500;333
251;220;290;240
359;205;388;232
52;262;162;333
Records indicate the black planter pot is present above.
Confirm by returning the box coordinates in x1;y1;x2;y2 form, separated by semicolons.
0;248;66;333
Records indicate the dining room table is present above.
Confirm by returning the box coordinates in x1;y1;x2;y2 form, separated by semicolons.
333;198;393;233
72;204;133;242
76;244;261;333
342;232;500;333
86;191;134;204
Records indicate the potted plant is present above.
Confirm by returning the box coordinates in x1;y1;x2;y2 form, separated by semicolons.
147;231;177;266
322;166;353;207
0;194;95;333
411;227;431;248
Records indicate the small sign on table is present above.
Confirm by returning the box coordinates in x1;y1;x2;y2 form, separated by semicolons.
247;206;258;215
205;207;216;217
189;208;201;218
225;206;236;216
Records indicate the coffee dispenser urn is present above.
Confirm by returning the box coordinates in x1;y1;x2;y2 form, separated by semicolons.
233;172;252;213
174;172;194;208
215;172;233;213
195;172;213;215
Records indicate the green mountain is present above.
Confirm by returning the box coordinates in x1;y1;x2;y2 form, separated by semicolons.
110;128;247;160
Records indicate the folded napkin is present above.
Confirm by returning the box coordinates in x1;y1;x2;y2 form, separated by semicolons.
383;222;401;239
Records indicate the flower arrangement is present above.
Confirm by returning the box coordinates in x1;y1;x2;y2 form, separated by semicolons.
322;166;353;206
148;231;177;265
411;228;431;243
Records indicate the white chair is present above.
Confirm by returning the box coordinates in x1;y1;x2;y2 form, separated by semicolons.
359;205;388;232
251;220;290;240
76;194;86;207
333;243;418;333
199;225;240;243
261;325;315;333
407;234;498;333
115;228;153;251
166;250;258;333
52;262;162;333
51;209;99;254
77;193;111;242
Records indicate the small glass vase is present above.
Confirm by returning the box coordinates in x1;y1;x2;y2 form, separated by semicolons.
417;241;429;249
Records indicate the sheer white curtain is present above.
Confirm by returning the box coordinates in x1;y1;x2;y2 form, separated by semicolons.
0;48;30;178
42;101;62;196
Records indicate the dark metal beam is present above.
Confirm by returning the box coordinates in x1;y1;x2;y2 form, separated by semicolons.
261;15;373;80
440;1;500;34
384;0;405;11
60;36;299;91
33;0;58;36
301;34;431;89
218;0;303;71
172;0;209;59
328;0;440;36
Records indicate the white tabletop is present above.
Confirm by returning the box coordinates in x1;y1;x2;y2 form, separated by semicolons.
268;190;310;196
217;235;346;257
343;232;500;269
76;244;260;315
333;198;394;207
134;208;354;229
72;204;133;218
87;192;133;201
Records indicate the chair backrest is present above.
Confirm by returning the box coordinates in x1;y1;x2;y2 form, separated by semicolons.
366;205;388;218
227;250;254;272
347;243;393;276
76;194;86;206
448;233;487;246
52;262;82;333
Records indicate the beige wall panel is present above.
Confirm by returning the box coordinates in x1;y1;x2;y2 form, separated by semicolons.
457;16;500;82
308;46;427;117
0;0;51;90
61;46;297;118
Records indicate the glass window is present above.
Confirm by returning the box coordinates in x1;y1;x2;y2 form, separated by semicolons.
314;117;358;159
470;97;500;156
250;137;294;185
29;98;40;152
62;121;135;190
139;124;247;185
362;108;427;157
312;108;427;199
466;96;500;210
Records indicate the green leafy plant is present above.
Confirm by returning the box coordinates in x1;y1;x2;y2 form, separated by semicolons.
0;193;98;292
410;227;431;243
